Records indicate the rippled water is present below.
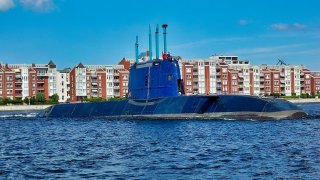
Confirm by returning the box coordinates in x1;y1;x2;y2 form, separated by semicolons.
0;104;320;179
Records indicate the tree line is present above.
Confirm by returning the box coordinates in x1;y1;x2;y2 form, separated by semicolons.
0;93;59;105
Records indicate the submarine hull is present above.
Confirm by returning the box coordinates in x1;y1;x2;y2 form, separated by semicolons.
44;95;305;120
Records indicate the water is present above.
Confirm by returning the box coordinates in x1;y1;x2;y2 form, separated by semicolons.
0;104;320;179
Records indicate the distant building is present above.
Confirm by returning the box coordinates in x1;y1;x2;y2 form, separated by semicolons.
1;56;319;103
179;55;320;96
0;61;57;100
56;68;71;102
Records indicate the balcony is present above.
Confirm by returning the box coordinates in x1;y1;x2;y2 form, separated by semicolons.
37;73;48;76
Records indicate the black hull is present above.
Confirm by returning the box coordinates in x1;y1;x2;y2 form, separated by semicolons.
43;95;306;120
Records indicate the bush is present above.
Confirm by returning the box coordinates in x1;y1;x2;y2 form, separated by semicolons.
108;97;126;101
0;97;13;105
49;93;59;103
36;93;46;104
83;97;105;102
12;98;23;105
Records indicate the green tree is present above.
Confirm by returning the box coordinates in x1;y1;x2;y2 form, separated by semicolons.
30;96;36;105
23;97;30;105
0;97;5;105
36;93;46;103
12;98;23;105
49;93;59;103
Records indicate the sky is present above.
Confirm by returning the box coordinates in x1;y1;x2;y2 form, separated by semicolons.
0;0;319;70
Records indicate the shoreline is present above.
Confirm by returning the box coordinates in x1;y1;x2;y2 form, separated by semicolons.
0;105;52;111
284;98;320;104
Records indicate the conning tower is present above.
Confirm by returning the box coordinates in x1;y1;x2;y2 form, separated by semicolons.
128;24;184;100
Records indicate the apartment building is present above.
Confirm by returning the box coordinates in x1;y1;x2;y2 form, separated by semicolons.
67;62;129;102
0;61;57;100
56;68;71;102
180;56;319;96
1;57;319;103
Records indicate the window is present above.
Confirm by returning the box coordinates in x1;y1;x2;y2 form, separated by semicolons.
232;81;237;85
232;74;237;79
266;74;270;79
186;68;191;73
6;83;13;88
6;75;13;81
274;74;279;79
7;89;13;94
222;80;228;85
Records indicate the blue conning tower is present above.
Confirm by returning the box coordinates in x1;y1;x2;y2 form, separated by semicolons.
128;24;184;100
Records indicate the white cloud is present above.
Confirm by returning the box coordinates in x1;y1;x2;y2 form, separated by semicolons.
0;0;15;11
293;23;307;30
271;23;289;31
271;23;307;31
238;19;249;26
20;0;55;12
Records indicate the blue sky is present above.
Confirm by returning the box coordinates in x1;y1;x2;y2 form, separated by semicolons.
0;0;319;70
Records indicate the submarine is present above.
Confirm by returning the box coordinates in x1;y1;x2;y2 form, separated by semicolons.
43;24;306;120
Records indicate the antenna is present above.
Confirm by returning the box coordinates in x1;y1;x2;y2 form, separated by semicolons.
149;25;152;61
155;24;159;60
277;59;287;65
162;24;168;54
135;36;139;63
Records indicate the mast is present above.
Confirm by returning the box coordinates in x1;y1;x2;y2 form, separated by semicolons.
155;24;159;60
149;25;153;61
135;36;139;63
162;24;168;54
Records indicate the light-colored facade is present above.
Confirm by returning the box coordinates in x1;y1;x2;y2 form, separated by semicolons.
180;55;318;96
56;68;70;102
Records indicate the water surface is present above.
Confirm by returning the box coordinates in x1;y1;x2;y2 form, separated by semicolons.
0;103;319;179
